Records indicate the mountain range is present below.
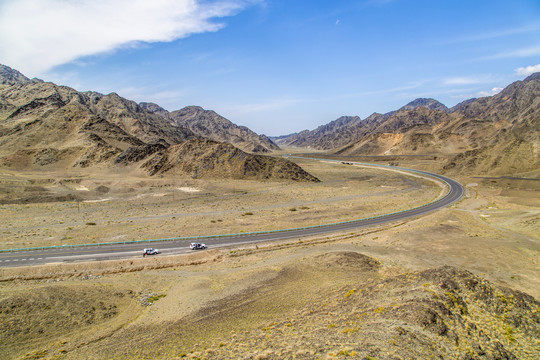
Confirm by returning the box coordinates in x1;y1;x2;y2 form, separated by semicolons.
0;65;320;182
273;75;539;175
1;63;538;178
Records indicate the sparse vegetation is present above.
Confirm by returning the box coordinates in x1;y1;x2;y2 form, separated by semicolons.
0;150;538;359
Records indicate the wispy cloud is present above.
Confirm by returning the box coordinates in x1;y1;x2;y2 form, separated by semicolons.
325;82;425;101
515;64;540;76
114;86;189;110
443;76;491;85
483;44;540;60
441;24;540;45
476;87;503;97
0;0;255;76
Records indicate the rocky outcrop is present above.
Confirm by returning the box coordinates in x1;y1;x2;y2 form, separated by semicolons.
398;97;449;112
0;65;317;182
141;104;279;153
142;139;319;182
275;75;540;175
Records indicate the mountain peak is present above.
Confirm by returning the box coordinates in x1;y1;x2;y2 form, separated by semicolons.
139;102;168;114
400;98;448;112
0;64;31;85
523;72;540;82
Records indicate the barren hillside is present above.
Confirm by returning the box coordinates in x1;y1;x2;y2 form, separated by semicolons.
275;77;540;175
141;103;279;153
0;65;316;182
142;138;319;181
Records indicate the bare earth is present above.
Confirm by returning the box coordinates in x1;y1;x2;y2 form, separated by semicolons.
1;155;539;360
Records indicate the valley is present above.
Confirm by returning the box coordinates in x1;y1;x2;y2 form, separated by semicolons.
1;64;538;359
1;154;539;359
0;155;442;250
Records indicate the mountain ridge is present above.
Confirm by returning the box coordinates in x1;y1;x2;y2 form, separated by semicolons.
274;75;540;175
140;103;279;153
0;65;318;182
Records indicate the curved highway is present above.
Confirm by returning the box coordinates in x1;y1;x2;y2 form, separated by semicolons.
0;160;463;267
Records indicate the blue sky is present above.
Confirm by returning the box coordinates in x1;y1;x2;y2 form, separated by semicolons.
1;0;539;136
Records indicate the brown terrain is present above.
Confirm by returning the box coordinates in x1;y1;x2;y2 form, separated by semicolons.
0;66;539;359
274;74;540;176
0;65;311;183
140;103;279;153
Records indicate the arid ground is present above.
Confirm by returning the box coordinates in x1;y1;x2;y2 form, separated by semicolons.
1;154;539;359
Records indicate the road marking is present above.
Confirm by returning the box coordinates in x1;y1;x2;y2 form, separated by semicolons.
0;162;463;267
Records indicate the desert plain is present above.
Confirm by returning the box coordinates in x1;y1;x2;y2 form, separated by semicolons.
1;153;539;359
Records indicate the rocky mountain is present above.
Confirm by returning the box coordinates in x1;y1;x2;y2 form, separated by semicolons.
275;76;540;175
0;65;195;169
141;103;279;153
142;138;319;181
0;65;317;182
335;107;455;156
0;65;32;85
441;73;540;175
272;98;448;150
273;116;363;150
398;97;449;112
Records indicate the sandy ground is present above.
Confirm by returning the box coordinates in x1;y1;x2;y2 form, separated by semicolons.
0;159;440;249
1;156;539;359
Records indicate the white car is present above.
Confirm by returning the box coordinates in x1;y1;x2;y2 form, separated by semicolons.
190;242;207;250
143;248;160;256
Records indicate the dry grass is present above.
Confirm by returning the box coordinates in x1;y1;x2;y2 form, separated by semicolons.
0;159;439;250
1;156;539;359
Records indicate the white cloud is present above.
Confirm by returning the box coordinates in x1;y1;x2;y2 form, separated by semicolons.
0;0;253;76
477;87;503;97
515;64;540;76
442;75;495;86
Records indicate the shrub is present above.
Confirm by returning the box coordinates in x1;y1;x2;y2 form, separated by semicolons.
148;294;166;303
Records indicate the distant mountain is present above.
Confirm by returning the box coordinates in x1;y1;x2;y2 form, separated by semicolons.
141;103;279;153
272;116;363;150
441;73;540;175
398;98;449;112
448;98;476;113
274;98;447;151
275;78;540;175
335;107;454;156
0;65;317;182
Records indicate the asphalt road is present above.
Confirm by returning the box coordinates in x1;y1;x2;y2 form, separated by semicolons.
0;161;463;267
